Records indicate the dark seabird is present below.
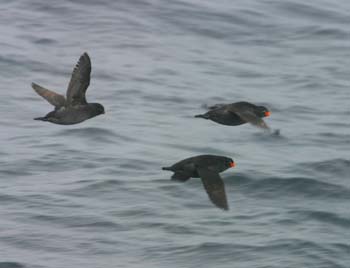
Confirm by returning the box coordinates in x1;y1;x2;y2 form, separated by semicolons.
195;101;270;130
162;154;235;211
32;52;105;125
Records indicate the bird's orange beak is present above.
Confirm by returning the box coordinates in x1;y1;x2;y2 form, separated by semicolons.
230;161;235;168
264;111;271;117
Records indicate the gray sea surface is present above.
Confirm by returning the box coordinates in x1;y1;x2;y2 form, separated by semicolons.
0;0;350;267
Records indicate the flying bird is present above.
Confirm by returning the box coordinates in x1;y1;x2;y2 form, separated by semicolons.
32;52;105;125
162;154;235;211
195;101;270;130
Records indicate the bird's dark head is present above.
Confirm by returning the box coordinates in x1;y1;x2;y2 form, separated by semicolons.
91;103;105;116
256;106;270;118
223;157;235;169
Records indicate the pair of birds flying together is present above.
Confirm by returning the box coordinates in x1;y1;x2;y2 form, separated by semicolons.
32;52;271;129
32;52;272;211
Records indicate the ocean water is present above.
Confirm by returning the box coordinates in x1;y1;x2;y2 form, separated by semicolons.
0;0;350;267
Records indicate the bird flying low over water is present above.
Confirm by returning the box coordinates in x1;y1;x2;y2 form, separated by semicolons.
162;154;235;211
32;52;105;125
195;101;271;130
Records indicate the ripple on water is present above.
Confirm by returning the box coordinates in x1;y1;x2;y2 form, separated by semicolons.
30;214;124;230
236;175;350;200
288;209;350;229
0;193;23;205
61;179;127;198
55;127;128;144
56;127;116;136
17;34;57;45
298;158;350;177
0;263;26;268
144;239;345;267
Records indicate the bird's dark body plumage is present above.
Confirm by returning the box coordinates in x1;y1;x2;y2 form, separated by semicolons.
32;53;105;125
195;101;270;129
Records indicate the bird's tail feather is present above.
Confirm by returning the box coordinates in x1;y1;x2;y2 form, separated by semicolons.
34;117;48;121
194;114;209;119
162;166;172;171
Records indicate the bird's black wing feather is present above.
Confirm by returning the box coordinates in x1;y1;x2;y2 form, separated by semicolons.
229;107;270;130
207;103;227;110
66;52;91;106
197;167;229;210
32;83;66;108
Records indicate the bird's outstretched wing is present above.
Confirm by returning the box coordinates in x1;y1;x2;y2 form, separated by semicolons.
32;82;66;108
66;52;91;106
229;107;270;130
207;103;227;110
197;167;229;211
